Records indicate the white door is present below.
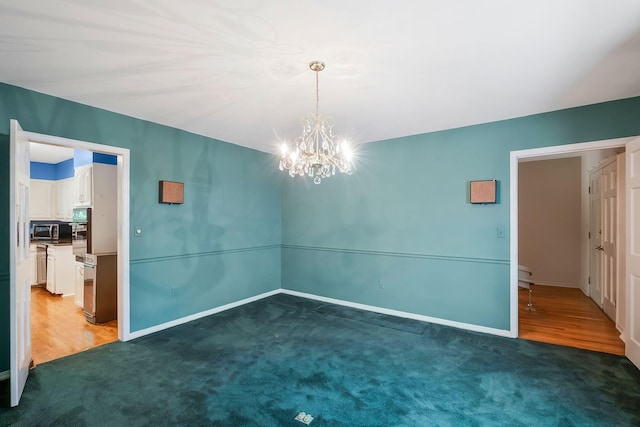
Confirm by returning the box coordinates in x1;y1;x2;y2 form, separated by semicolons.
626;137;640;369
589;169;603;306
10;119;31;406
601;161;617;320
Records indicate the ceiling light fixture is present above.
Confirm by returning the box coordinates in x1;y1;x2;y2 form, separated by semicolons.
279;61;353;184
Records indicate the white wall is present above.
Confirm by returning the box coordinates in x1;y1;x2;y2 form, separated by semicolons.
519;157;582;287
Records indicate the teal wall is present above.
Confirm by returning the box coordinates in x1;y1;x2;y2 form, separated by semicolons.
2;79;640;375
281;96;640;331
0;83;282;372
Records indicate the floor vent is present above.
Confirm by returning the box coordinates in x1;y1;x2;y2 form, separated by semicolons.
294;411;314;425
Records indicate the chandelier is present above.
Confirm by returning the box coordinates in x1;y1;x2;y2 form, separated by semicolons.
279;61;353;184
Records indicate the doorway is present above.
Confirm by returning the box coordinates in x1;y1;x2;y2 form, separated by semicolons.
516;152;625;354
28;141;120;364
509;137;633;342
15;130;131;355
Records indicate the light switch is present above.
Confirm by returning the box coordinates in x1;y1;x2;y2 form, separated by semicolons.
497;226;505;238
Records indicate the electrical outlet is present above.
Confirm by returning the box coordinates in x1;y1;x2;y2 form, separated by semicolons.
170;287;178;297
379;280;384;289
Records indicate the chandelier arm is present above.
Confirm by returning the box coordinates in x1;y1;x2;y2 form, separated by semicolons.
278;60;353;184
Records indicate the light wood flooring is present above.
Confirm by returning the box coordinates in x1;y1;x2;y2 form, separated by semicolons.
31;286;118;365
518;285;625;355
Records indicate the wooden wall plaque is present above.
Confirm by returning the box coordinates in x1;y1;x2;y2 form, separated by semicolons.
470;180;497;204
159;180;184;204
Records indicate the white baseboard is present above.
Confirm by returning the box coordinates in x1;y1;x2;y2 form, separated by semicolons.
532;281;581;288
128;288;515;342
127;289;281;340
0;370;9;381
280;289;514;338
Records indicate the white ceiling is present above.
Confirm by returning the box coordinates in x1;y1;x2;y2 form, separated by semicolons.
2;1;640;154
29;142;74;164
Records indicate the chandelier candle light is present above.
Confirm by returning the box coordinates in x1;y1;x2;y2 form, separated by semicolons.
279;61;354;184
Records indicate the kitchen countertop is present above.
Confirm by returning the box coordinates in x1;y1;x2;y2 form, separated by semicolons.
31;239;73;246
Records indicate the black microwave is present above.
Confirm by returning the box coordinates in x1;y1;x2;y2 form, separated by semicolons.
32;223;72;241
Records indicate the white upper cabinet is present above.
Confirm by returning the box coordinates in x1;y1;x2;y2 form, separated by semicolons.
30;178;74;220
74;164;93;207
30;180;54;220
30;161;112;220
54;178;74;220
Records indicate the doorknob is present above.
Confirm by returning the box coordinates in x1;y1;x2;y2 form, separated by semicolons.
595;245;604;251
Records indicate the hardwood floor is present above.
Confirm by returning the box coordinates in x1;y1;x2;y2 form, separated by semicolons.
31;286;118;365
518;285;625;355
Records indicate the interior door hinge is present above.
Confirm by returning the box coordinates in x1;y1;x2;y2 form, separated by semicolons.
588;186;591;194
588;231;591;239
588;277;591;284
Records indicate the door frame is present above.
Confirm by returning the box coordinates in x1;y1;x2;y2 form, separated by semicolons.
19;130;132;341
508;136;633;337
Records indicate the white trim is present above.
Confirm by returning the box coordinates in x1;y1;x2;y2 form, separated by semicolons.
117;150;131;341
127;287;516;341
510;137;634;339
127;290;281;340
22;131;131;342
531;281;582;288
0;370;9;381
280;289;514;338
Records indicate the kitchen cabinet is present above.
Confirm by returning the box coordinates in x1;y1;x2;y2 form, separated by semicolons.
36;246;47;285
45;245;75;296
91;163;118;253
46;248;55;292
30;179;54;219
74;164;93;207
54;178;74;220
30;244;37;286
30;178;74;220
74;261;84;307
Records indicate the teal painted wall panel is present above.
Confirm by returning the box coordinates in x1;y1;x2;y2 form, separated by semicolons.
130;247;280;331
282;135;510;259
282;247;510;329
129;130;282;261
281;96;640;331
0;83;282;372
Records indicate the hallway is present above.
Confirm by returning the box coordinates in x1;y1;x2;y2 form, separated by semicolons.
518;285;625;355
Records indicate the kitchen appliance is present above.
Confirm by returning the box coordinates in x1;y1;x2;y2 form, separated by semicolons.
83;253;117;324
32;223;72;241
73;206;118;324
72;207;92;258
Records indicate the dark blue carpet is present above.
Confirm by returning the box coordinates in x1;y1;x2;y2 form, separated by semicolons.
1;293;639;426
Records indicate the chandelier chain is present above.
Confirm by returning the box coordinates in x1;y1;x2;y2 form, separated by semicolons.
315;69;320;116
